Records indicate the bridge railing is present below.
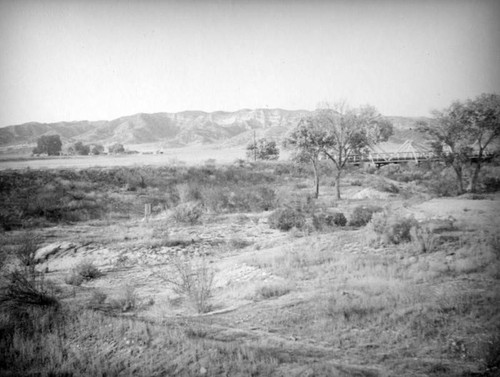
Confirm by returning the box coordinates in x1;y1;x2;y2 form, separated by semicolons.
347;150;496;164
347;151;436;163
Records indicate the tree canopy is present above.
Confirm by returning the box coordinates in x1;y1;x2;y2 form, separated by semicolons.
419;93;500;193
284;119;325;198
108;143;125;154
246;139;280;161
72;141;91;156
288;102;393;199
32;135;62;156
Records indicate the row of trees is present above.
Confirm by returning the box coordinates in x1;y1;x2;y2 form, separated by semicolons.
32;136;125;156
280;94;499;199
246;138;280;161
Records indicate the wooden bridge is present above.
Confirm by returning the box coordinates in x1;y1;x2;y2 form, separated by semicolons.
347;140;496;167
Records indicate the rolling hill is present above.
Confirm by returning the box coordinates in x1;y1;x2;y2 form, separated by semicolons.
0;109;431;154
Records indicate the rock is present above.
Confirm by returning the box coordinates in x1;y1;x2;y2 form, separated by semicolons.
34;241;77;263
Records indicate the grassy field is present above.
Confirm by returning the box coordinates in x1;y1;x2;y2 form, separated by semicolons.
1;159;499;376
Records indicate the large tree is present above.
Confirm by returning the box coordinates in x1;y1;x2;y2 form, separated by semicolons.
420;93;500;193
418;102;471;194
462;93;500;192
292;103;392;199
32;135;62;156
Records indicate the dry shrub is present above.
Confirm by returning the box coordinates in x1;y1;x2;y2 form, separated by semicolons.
87;289;107;309
177;183;203;203
312;211;347;231
109;285;139;312
268;208;306;231
371;211;417;244
13;232;42;274
1;270;59;309
371;177;399;193
348;205;383;227
410;223;437;253
170;202;204;225
255;282;291;300
158;256;215;313
201;186;230;213
65;260;102;286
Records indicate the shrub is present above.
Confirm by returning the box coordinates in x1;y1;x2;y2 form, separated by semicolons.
170;202;204;225
268;208;306;231
109;285;139;312
255;282;291;300
423;168;459;197
482;176;500;193
177;183;202;203
252;186;277;211
348;205;383;227
228;237;252;249
371;212;418;244
75;260;102;280
65;260;102;285
371;177;399;193
87;289;108;309
13;232;42;275
0;269;59;308
201;186;230;213
313;211;347;230
410;223;437;253
158;256;215;313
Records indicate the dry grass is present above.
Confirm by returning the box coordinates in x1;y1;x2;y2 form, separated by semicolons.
1;163;499;376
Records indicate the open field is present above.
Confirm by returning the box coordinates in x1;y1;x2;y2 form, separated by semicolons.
0;146;265;170
1;160;500;376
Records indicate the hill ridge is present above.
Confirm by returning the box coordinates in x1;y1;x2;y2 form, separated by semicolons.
0;109;430;151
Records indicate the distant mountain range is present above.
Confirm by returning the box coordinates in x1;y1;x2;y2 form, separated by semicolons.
0;109;431;153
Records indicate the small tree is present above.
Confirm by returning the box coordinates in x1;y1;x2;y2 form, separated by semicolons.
73;141;90;156
246;139;280;161
90;144;105;155
418;102;471;194
285;119;324;198
32;135;62;156
108;143;125;154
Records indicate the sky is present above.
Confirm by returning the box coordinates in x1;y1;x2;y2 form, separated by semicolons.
0;0;499;127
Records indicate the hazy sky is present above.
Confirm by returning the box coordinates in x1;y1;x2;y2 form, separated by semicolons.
1;0;499;126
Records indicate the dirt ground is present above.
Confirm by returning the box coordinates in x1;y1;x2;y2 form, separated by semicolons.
18;183;495;374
